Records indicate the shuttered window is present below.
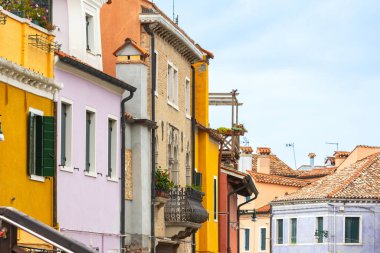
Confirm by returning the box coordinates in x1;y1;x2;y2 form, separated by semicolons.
27;111;55;177
345;217;360;243
85;110;95;174
317;217;324;243
107;118;117;179
244;228;250;251
213;176;217;221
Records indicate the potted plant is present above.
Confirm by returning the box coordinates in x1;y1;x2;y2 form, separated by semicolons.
4;0;55;30
217;127;232;136
154;167;174;199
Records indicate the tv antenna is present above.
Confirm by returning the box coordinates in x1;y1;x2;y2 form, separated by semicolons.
172;0;178;24
286;143;297;169
242;137;249;146
326;142;339;151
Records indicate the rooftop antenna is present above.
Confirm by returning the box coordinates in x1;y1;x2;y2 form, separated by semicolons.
326;142;339;152
172;0;175;22
242;137;249;146
286;143;297;169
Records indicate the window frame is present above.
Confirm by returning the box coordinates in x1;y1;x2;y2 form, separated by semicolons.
167;61;179;109
107;115;119;181
259;226;267;252
213;176;218;222
85;107;96;177
28;108;45;182
185;77;191;118
289;218;297;244
276;219;284;245
315;216;324;244
343;216;362;244
59;98;73;172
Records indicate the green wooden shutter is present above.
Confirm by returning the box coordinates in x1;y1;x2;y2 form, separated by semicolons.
260;228;266;251
27;112;34;176
108;119;112;177
35;116;44;176
61;104;66;166
42;116;55;177
317;217;323;243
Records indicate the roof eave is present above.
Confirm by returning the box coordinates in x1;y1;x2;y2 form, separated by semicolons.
139;14;203;62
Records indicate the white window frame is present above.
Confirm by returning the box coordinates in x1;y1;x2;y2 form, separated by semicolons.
242;228;250;252
167;61;179;110
289;217;297;245
258;226;267;252
343;215;362;245
154;50;159;97
60;97;74;173
185;77;191;119
107;114;119;182
85;106;97;177
83;1;100;55
28;107;45;183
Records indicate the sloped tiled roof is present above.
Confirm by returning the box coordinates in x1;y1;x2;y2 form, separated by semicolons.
241;146;253;154
256;204;271;214
274;153;380;202
297;167;336;179
252;154;299;177
249;171;310;188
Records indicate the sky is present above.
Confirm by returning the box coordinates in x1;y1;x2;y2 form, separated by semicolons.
152;0;380;168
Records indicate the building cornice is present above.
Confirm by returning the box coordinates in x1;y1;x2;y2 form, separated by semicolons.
0;57;62;100
139;13;203;63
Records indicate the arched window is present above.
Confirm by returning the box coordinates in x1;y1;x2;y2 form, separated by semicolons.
167;126;179;185
186;142;191;186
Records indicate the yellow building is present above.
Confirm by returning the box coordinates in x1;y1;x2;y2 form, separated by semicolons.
0;9;61;248
194;55;221;253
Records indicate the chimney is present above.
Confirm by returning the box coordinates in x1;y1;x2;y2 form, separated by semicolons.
308;153;316;167
239;146;253;172
114;38;149;118
257;147;271;174
334;151;350;167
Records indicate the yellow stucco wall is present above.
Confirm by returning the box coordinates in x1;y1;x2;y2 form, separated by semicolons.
194;59;219;253
0;11;55;247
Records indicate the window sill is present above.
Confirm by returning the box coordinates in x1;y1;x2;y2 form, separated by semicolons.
167;100;179;111
186;114;191;120
30;175;45;182
84;171;97;178
107;177;119;183
59;166;73;173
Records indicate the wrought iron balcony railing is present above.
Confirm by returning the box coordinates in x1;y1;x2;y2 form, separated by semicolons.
164;187;208;226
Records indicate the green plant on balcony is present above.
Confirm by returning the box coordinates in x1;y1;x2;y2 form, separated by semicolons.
232;123;248;133
3;0;55;30
217;127;231;135
155;167;175;198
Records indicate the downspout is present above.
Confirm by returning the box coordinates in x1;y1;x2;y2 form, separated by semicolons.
237;184;259;253
144;24;157;253
227;185;247;253
191;65;196;253
53;102;58;229
121;91;134;251
270;205;272;253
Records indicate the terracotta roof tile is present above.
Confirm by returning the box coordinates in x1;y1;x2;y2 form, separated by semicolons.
252;154;299;177
241;146;253;154
297;167;336;179
274;153;380;202
249;171;310;187
256;204;271;214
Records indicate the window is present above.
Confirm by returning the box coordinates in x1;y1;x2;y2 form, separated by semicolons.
345;217;360;243
213;176;218;221
85;13;94;52
243;228;250;251
167;63;178;107
276;219;284;244
27;109;55;179
290;218;297;244
316;217;323;243
85;109;96;174
260;227;267;251
168;127;179;184
107;118;117;179
60;100;72;169
185;78;190;117
185;143;191;186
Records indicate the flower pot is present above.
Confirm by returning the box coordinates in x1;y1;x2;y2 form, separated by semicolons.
156;190;169;199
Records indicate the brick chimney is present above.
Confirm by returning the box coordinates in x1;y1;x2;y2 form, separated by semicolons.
239;146;253;172
308;153;316;167
334;151;350;167
257;147;271;174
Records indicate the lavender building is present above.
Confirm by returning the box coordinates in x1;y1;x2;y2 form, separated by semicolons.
53;0;136;252
271;152;380;253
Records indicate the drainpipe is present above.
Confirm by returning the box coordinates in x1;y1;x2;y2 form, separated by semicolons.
191;65;196;253
270;205;272;253
237;186;259;253
121;91;134;251
227;185;247;253
144;24;157;253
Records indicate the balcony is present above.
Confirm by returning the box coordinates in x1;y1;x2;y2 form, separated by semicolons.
164;187;208;240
